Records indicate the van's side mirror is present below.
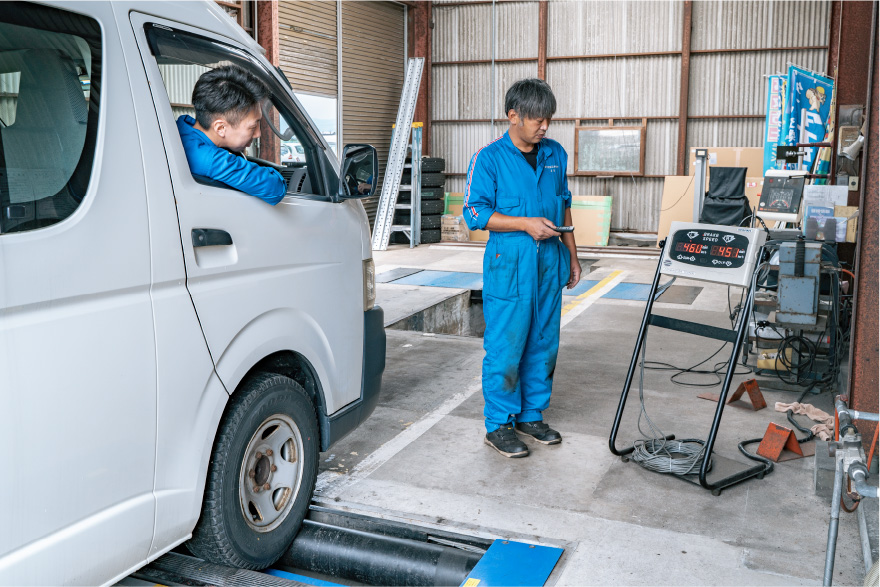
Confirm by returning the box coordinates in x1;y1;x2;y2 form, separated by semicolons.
339;144;378;199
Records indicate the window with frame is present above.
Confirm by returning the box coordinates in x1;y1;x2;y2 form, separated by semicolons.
146;24;325;198
0;3;102;234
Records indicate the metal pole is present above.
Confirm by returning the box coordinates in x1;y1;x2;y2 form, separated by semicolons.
693;149;708;221
857;504;873;575
699;278;757;488
823;455;845;586
609;241;667;455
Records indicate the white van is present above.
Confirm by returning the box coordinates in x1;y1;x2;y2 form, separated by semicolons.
0;1;385;584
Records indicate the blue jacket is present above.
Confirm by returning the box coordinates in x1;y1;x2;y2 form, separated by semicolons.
176;115;287;205
463;131;571;232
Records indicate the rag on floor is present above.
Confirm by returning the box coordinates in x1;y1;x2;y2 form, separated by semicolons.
775;401;834;440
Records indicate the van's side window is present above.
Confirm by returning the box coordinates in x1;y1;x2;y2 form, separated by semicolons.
147;26;325;198
0;4;102;234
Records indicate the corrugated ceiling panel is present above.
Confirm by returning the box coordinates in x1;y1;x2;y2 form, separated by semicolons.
432;64;481;121
685;118;764;154
548;1;682;57
432;4;492;62
158;64;209;105
496;2;539;59
544;119;576;173
691;1;831;51
431;122;496;175
279;1;337;97
689;49;828;116
547;56;681;118
494;61;540;117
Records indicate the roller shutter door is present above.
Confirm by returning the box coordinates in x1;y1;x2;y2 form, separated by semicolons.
341;2;406;230
278;1;337;97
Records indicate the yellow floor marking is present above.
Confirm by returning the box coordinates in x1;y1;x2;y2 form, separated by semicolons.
561;270;624;317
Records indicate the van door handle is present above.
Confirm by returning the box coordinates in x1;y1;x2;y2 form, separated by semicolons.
192;228;233;247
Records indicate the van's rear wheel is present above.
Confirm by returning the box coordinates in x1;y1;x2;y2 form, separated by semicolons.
188;373;318;569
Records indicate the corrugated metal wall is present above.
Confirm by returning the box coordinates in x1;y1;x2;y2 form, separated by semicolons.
430;0;830;233
341;1;406;228
278;1;338;98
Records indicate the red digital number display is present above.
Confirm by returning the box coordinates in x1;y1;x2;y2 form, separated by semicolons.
709;245;742;258
675;242;705;254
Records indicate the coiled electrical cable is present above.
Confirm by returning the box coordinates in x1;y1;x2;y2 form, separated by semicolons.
630;336;711;476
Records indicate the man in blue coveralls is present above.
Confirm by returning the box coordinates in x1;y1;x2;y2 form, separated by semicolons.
176;65;287;204
464;79;580;458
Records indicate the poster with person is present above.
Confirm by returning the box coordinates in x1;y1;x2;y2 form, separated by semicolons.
779;65;835;172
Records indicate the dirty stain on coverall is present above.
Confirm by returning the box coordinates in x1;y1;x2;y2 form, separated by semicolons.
463;131;572;433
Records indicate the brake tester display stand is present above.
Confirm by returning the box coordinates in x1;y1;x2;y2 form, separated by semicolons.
608;239;767;496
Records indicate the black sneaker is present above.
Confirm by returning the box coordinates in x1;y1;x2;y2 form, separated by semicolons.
515;421;562;445
484;425;529;458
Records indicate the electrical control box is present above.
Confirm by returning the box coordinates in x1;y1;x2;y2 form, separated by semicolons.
757;170;807;223
661;222;767;287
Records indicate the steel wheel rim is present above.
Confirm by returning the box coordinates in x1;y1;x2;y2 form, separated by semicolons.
238;413;304;532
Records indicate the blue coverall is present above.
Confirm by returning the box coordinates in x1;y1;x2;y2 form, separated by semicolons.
463;131;572;433
176;115;287;204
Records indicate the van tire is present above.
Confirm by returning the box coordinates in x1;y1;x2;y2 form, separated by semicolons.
188;373;318;570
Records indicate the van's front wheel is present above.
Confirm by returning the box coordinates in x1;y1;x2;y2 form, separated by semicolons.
188;373;318;569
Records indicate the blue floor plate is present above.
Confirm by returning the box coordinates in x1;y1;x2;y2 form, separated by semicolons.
265;568;343;586
385;270;664;303
462;539;563;587
376;267;424;283
391;270;484;290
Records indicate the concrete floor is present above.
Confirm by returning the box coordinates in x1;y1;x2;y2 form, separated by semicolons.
315;244;876;586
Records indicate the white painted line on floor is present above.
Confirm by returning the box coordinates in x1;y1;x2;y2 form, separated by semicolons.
316;269;626;499
560;270;626;330
316;378;482;498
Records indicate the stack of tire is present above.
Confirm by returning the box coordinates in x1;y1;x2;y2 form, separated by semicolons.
391;157;446;245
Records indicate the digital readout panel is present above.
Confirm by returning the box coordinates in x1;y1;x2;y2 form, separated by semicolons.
669;228;749;269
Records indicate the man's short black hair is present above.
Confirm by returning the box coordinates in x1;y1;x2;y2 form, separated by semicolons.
192;65;269;128
504;78;556;120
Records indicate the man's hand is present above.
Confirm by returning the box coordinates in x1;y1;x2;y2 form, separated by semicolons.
521;217;561;241
567;255;582;290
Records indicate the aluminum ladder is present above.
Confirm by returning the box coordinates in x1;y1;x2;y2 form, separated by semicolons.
389;123;422;248
372;57;424;251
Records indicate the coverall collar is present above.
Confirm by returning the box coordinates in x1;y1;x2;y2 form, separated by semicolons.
502;130;551;180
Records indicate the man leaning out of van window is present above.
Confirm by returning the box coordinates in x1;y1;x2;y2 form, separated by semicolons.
176;65;287;204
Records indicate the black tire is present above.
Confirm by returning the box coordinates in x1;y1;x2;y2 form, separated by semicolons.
393;199;443;214
398;187;444;202
420;172;446;187
390;229;441;245
402;172;445;188
394;213;441;229
188;373;318;569
421;229;441;244
420;157;445;173
419;200;445;214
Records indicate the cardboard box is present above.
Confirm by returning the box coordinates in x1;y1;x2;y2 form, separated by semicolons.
688;147;765;180
570;195;612;246
444;193;489;242
440;214;470;242
834;206;859;243
656;175;765;244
